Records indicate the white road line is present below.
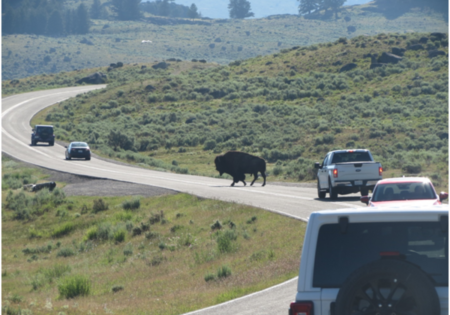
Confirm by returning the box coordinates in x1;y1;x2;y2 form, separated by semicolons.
182;277;299;315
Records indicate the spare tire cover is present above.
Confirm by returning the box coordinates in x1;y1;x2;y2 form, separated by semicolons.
334;259;440;315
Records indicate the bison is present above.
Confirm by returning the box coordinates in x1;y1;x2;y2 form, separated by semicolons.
214;151;266;187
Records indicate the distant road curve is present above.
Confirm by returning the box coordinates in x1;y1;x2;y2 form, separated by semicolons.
2;86;363;315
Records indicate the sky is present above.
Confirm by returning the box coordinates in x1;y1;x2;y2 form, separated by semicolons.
151;0;373;19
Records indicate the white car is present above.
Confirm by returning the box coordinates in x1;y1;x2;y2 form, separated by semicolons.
289;206;448;315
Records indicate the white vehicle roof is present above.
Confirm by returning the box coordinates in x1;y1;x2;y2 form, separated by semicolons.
376;177;432;183
327;149;370;154
310;205;448;224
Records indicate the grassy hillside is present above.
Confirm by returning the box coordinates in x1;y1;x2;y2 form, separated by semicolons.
14;31;448;192
2;155;305;314
2;2;447;80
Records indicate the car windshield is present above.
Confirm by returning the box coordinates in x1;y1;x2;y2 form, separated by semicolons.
313;220;448;287
372;182;436;201
71;142;88;148
331;152;372;163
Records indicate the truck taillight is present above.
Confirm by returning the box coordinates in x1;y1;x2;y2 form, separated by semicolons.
289;301;313;315
379;167;383;176
333;169;338;178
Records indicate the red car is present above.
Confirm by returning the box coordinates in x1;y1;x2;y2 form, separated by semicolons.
361;177;448;207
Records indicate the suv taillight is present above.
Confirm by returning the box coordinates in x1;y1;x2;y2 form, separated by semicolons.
379;167;383;176
289;301;313;315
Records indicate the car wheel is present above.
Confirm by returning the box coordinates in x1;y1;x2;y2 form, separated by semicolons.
49;141;54;146
86;156;90;161
334;259;440;315
329;179;337;200
317;179;326;199
361;188;369;196
31;140;36;146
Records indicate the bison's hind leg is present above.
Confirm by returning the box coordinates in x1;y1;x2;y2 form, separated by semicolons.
262;172;266;186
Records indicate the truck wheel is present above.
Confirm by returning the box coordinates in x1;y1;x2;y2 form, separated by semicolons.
361;188;369;196
329;179;338;200
317;180;326;199
334;260;440;315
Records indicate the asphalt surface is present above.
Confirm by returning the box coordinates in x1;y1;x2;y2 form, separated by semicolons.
2;86;365;315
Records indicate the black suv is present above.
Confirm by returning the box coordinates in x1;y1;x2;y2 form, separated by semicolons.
31;125;55;146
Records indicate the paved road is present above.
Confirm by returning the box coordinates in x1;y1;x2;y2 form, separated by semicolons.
2;86;364;315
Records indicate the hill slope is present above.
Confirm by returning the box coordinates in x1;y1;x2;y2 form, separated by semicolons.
2;2;447;80
14;32;448;191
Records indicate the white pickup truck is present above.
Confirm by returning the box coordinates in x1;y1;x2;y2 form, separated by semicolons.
315;149;382;200
289;206;449;315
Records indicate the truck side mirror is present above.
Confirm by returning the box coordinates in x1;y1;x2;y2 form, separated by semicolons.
360;196;370;205
439;192;448;201
314;162;321;169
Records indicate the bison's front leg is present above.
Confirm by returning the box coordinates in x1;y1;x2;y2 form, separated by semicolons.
250;173;258;186
231;181;235;187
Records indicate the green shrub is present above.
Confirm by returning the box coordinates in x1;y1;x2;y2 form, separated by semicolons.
113;229;126;243
216;230;237;253
97;223;112;241
52;222;74;238
84;227;98;241
93;199;108;212
58;275;91;299
122;197;140;211
204;273;215;282
210;220;222;230
217;265;232;279
56;248;75;258
145;231;159;240
272;166;283;176
402;163;422;174
123;244;133;256
23;244;52;255
203;140;216;150
131;226;142;236
111;285;124;293
149;211;164;224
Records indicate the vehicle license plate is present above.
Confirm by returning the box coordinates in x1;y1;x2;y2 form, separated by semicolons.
355;181;362;186
78;150;83;153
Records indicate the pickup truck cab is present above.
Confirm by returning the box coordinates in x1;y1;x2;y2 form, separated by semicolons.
289;206;448;315
315;149;382;200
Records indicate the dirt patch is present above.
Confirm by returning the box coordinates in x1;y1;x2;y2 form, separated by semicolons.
4;153;177;198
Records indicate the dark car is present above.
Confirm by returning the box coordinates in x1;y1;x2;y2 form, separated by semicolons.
65;142;91;160
31;125;55;146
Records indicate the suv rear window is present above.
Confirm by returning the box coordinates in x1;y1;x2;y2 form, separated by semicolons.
36;126;53;135
331;152;372;163
313;220;448;287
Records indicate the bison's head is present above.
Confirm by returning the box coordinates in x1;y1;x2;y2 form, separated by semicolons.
214;156;224;175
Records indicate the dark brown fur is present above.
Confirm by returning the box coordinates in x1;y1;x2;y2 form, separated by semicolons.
214;151;266;187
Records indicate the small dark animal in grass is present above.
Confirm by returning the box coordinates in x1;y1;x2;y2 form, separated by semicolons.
214;151;266;187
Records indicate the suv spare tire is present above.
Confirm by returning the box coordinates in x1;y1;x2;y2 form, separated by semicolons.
334;259;440;315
